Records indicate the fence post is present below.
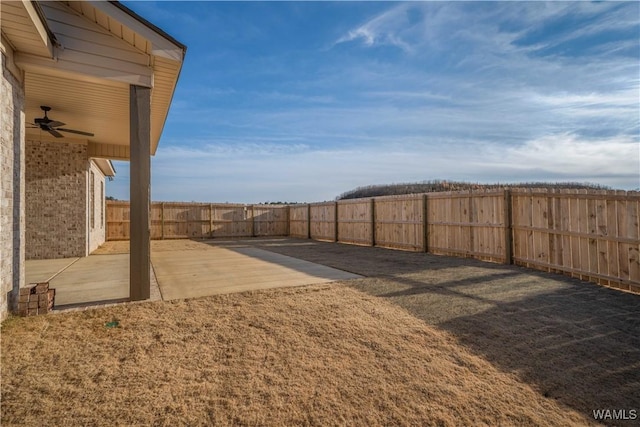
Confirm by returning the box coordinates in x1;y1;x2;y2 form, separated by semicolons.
370;198;376;246
334;201;339;242
161;202;165;240
504;189;513;264
307;204;311;239
423;194;428;253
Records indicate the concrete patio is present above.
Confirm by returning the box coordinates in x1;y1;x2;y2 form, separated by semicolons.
25;238;361;309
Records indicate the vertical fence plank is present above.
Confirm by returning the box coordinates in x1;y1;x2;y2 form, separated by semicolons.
504;189;513;264
334;202;339;242
371;198;376;246
287;205;310;238
559;190;571;275
617;197;630;285
337;200;372;246
571;193;581;279
628;197;640;291
547;193;556;272
578;190;590;281
251;205;256;237
595;195;608;285
423;194;428;253
307;204;311;239
607;197;620;288
160;202;165;240
209;204;213;238
309;202;336;241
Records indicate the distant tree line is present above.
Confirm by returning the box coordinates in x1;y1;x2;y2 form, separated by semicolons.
336;180;612;200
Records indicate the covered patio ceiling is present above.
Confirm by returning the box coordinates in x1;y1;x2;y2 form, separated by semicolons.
4;0;186;159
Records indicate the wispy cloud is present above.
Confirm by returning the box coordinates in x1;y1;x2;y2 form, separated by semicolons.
109;1;640;202
490;134;639;174
106;129;638;203
335;3;416;53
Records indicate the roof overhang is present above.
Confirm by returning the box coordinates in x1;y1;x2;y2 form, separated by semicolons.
1;0;186;158
1;1;55;58
93;158;116;177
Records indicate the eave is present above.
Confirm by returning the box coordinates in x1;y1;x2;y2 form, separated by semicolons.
2;0;186;158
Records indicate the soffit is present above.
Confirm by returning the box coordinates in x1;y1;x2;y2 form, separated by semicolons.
93;158;116;177
24;71;130;147
1;1;53;57
16;1;185;157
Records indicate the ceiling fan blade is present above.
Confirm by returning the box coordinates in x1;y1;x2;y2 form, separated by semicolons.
48;120;66;128
57;128;94;137
47;129;64;138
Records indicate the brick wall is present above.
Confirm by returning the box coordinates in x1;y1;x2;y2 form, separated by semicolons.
1;48;26;321
25;140;88;259
88;160;106;253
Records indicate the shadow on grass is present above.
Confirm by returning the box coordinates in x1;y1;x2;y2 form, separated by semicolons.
374;271;640;420
255;238;640;423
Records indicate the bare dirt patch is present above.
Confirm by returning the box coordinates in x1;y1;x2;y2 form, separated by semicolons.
255;238;640;424
2;284;591;426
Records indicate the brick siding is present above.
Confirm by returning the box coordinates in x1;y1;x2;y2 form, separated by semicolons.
25;140;88;259
1;51;26;321
88;160;106;253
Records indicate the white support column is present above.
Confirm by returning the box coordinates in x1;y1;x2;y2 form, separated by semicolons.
129;85;151;301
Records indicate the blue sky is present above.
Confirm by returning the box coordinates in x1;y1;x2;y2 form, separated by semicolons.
108;1;640;203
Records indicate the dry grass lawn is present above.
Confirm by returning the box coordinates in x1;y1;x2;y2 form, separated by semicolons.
2;284;591;426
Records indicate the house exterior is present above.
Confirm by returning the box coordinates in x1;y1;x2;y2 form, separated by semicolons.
1;1;186;320
25;140;115;259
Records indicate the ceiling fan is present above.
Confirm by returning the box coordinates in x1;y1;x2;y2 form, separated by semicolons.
29;106;94;138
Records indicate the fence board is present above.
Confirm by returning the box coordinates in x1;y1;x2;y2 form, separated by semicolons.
289;205;309;238
337;199;372;246
209;205;248;237
426;191;506;263
107;202;287;240
309;202;336;241
511;189;640;291
374;195;424;251
253;205;288;236
106;201;130;240
629;198;640;290
150;204;163;239
559;191;571;273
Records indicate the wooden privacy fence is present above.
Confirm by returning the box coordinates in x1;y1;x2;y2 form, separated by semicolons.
107;188;639;292
107;201;289;240
289;192;506;261
510;189;639;291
